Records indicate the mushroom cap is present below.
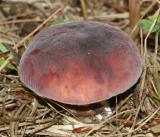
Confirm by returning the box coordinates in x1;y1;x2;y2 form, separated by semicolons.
19;21;143;105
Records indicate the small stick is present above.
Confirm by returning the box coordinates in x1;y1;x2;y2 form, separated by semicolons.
84;109;135;137
130;0;157;38
135;106;160;131
0;19;43;26
128;0;140;39
80;0;88;20
13;7;64;50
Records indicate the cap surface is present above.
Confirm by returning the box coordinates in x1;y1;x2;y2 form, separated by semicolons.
19;21;143;105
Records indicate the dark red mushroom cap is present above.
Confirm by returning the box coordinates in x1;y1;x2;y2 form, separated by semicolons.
19;21;143;105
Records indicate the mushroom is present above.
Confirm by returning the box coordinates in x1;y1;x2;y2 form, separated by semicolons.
19;21;143;106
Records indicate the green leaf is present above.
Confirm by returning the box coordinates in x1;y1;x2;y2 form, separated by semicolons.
0;58;4;65
153;90;160;101
0;58;17;71
139;19;160;32
50;18;77;25
153;94;160;101
148;10;160;21
52;19;66;25
0;42;8;52
7;63;17;71
152;70;160;101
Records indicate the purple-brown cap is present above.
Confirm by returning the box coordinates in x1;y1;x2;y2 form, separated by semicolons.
19;21;143;105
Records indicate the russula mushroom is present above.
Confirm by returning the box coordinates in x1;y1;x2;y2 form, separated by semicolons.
19;21;143;105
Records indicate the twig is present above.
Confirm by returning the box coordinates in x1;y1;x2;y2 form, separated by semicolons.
144;7;160;60
135;106;160;131
0;19;43;25
154;32;159;67
88;13;129;20
23;122;54;134
84;109;135;137
30;98;38;117
141;1;157;18
10;104;26;137
13;7;63;50
129;0;140;39
80;0;88;20
131;0;157;37
127;95;146;137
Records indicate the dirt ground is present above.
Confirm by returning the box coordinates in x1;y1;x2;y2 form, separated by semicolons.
0;0;160;137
